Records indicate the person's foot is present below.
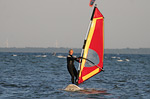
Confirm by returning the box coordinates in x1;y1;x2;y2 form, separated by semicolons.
75;79;78;85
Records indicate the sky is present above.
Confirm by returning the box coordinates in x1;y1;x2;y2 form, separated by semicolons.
0;0;150;49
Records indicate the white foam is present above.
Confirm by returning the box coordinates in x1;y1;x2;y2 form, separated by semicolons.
57;55;66;58
117;59;123;62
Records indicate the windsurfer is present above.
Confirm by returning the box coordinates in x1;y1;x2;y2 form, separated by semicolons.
67;49;80;84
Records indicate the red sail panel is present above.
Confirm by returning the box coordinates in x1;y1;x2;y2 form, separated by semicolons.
90;7;104;69
78;7;104;84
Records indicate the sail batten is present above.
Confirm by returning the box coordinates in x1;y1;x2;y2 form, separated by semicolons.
77;5;104;84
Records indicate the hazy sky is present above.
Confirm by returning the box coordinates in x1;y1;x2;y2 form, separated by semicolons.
0;0;150;48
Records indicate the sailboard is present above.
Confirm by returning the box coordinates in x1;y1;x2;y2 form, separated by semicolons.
77;4;104;85
64;84;83;91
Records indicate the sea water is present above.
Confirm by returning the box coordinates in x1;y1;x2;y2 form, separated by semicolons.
0;52;150;99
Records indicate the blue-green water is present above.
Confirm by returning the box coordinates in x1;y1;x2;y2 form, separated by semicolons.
0;52;150;99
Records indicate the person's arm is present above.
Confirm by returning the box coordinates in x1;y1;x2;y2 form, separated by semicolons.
67;55;76;61
68;55;81;63
74;57;81;63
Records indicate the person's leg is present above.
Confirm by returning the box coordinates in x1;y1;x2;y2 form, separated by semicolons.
68;66;75;84
73;66;77;78
73;66;78;84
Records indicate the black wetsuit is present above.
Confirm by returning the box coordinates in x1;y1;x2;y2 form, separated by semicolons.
67;54;80;84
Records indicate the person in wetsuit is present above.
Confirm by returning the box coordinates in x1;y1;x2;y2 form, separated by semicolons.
67;49;80;84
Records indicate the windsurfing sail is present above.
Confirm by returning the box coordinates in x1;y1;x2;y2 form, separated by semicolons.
89;0;96;7
77;4;104;84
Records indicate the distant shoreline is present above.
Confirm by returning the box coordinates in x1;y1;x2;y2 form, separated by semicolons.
0;47;150;54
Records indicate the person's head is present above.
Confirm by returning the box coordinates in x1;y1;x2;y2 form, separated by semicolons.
69;49;73;55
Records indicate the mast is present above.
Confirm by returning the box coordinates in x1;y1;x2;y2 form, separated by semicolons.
78;4;97;71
